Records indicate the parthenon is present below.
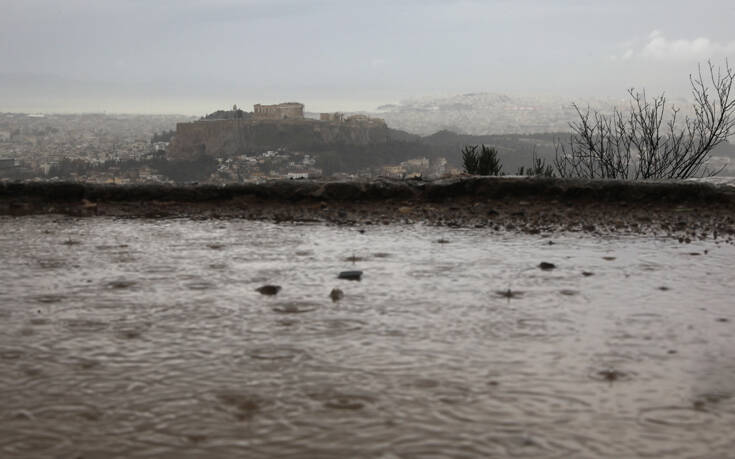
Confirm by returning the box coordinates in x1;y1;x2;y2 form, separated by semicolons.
253;102;304;120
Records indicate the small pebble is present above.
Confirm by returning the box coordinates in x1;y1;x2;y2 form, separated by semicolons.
329;288;344;302
496;289;523;299
256;285;281;295
598;369;622;382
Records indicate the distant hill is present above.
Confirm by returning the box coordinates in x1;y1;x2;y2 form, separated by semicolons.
369;92;693;136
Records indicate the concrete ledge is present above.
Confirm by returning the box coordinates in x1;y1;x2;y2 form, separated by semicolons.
3;178;735;241
1;177;733;207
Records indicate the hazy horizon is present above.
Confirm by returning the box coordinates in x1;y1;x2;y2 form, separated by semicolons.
2;0;734;115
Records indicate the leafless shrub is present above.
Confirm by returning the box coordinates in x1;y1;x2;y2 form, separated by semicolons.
555;60;735;180
517;146;554;177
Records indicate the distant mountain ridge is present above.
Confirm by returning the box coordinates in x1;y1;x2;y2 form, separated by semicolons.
367;92;693;136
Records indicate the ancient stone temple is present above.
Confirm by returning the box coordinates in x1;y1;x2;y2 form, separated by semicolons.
253;102;304;120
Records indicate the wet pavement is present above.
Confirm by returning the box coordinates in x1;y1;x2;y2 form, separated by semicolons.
1;216;734;458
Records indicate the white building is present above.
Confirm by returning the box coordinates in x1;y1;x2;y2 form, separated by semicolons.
287;172;309;180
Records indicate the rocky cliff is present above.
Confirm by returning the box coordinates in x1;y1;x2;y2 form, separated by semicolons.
167;119;392;160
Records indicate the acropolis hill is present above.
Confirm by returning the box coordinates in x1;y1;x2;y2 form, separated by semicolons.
167;102;391;160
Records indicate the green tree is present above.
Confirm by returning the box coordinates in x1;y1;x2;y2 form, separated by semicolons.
477;144;502;175
463;144;503;175
461;145;479;174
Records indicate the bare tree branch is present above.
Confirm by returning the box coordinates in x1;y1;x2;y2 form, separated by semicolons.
555;60;734;180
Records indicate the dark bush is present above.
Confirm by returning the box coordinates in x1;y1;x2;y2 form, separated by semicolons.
462;145;480;174
462;144;502;175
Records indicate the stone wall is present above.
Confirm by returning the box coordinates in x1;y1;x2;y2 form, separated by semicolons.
320;112;344;122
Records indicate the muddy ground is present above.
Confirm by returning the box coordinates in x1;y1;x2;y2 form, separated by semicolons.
2;177;735;243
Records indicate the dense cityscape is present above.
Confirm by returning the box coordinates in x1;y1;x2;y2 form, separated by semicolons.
0;106;492;184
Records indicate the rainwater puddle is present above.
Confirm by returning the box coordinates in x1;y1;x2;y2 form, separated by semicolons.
1;216;734;458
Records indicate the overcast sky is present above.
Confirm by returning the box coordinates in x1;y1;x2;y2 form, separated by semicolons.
2;0;734;114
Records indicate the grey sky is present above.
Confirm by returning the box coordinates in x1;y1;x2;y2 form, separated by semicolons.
2;0;734;114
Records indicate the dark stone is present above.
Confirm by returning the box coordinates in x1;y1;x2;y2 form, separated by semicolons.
329;288;344;302
597;369;624;382
256;285;281;295
338;270;362;281
496;289;523;299
538;262;556;271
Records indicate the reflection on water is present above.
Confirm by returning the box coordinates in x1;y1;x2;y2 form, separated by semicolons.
1;216;734;458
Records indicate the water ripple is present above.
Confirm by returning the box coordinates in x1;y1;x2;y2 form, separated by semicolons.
1;217;734;458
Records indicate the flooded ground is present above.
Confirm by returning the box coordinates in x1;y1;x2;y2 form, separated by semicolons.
1;215;734;458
